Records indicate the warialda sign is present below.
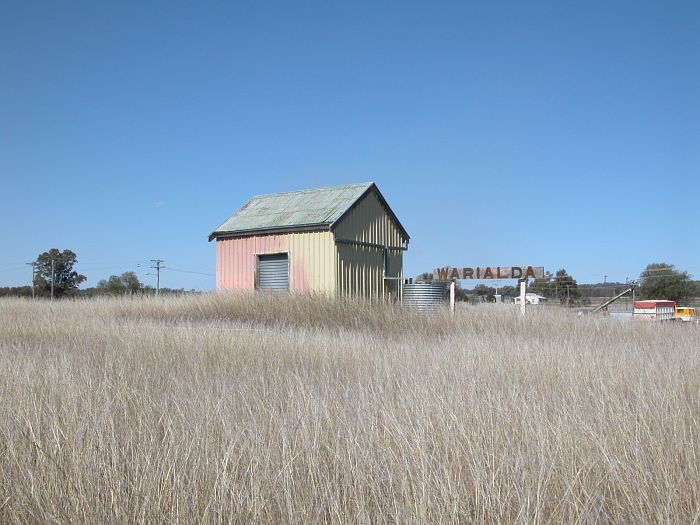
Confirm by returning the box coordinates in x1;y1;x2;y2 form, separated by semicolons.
433;266;545;281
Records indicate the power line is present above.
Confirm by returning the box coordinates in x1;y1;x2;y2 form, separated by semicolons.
0;265;30;273
165;267;215;277
76;261;148;266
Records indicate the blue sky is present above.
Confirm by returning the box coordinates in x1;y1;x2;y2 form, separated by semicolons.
1;1;698;290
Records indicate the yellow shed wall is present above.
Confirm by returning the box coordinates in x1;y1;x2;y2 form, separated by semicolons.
333;190;406;300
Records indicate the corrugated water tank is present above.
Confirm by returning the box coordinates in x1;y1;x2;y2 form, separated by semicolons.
402;282;449;312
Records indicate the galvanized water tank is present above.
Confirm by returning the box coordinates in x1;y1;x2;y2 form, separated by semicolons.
402;282;449;312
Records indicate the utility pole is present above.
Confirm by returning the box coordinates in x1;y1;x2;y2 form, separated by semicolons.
151;259;164;295
50;258;55;301
566;284;570;307
26;262;36;298
603;275;607;305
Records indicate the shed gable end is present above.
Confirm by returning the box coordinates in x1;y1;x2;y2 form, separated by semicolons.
332;189;407;247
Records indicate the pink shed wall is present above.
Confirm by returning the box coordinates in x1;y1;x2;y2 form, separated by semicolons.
216;231;335;294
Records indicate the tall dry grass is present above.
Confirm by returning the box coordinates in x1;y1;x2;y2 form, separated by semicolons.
0;294;698;523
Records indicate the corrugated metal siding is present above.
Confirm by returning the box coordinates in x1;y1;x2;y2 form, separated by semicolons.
336;244;382;299
334;190;406;300
215;189;406;300
333;189;406;246
216;231;336;295
257;254;289;291
386;250;403;299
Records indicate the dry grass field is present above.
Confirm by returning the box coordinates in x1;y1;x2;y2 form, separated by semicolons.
0;294;698;523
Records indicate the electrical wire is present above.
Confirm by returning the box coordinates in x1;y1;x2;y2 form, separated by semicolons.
165;267;215;277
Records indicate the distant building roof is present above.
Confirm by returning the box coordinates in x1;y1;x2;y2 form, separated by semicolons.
209;182;409;241
526;293;548;299
634;300;676;308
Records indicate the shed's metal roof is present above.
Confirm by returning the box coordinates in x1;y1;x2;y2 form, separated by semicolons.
211;182;410;241
209;182;409;241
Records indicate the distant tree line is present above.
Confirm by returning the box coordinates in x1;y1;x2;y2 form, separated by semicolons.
0;281;196;299
417;268;584;304
0;248;197;299
416;263;700;306
3;249;697;304
0;286;34;298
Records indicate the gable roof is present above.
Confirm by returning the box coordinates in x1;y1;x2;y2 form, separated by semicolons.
208;182;409;242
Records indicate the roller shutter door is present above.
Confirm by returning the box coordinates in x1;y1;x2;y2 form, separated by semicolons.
257;253;289;292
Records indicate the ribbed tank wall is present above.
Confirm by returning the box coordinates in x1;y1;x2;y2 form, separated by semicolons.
333;190;406;300
402;282;449;312
216;231;335;295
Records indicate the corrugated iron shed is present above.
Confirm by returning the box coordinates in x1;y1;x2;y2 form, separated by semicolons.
208;182;409;242
210;182;409;299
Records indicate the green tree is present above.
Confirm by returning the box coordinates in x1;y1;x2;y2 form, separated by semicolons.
497;285;519;298
530;271;554;298
474;284;496;302
529;268;581;305
34;249;87;298
97;272;145;295
639;263;694;304
554;269;581;305
454;282;469;302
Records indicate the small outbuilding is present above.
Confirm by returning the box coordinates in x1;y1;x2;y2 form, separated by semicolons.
208;182;409;299
513;293;548;305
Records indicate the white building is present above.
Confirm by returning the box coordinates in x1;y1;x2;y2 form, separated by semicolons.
513;293;548;305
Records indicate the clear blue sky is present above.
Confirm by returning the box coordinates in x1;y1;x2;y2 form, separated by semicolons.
1;1;698;290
